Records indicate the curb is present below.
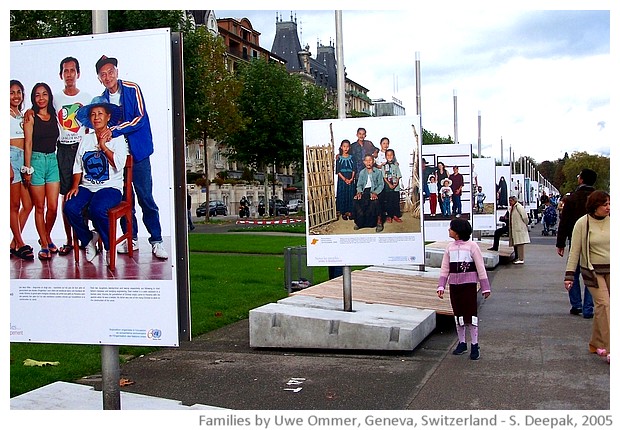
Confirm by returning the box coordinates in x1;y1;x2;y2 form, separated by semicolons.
235;218;304;225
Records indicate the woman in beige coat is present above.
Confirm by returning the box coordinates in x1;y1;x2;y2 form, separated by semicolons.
508;195;530;264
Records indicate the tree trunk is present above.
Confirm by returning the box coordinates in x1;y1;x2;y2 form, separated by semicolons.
204;131;210;221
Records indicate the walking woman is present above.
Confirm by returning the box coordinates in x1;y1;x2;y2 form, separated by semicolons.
564;190;610;364
508;195;530;264
23;82;60;260
9;79;34;260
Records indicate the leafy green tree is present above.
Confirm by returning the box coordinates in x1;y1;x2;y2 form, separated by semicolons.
108;10;187;33
10;10;91;40
422;129;454;144
184;27;244;145
223;59;330;172
10;10;187;41
303;84;337;122
559;151;610;195
537;160;556;185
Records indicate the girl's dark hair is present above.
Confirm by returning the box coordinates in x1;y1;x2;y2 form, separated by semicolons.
437;161;445;171
30;82;56;117
450;218;472;241
338;139;350;155
10;79;25;111
586;190;610;215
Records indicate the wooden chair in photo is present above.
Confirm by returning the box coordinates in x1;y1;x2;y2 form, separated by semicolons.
73;154;134;271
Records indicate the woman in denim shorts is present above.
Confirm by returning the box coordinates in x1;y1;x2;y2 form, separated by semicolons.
10;79;34;260
23;82;60;260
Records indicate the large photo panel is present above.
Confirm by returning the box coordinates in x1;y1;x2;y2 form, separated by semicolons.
303;116;425;266
422;144;473;242
472;157;497;231
10;29;179;346
495;165;511;223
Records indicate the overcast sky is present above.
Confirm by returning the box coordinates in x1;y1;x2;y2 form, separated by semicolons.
214;2;612;164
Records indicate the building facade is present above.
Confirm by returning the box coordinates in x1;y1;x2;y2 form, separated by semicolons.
185;10;374;215
271;12;372;116
372;96;406;117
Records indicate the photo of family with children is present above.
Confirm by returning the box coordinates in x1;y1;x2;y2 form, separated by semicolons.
304;116;422;236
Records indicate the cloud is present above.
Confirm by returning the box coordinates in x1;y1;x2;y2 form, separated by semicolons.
214;8;611;163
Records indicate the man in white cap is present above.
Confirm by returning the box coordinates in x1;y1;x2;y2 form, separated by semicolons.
95;55;168;259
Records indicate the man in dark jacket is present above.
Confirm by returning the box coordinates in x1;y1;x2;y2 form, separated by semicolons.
488;210;509;251
556;168;597;318
96;55;168;259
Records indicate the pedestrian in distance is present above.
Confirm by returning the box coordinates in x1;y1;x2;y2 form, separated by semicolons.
437;218;491;360
187;192;195;231
508;195;530;264
487;210;509;251
556;168;597;318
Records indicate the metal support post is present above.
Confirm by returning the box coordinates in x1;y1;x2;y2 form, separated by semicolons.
343;265;352;312
101;345;120;410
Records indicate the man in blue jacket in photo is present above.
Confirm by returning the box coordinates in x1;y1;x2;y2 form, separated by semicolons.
95;55;168;260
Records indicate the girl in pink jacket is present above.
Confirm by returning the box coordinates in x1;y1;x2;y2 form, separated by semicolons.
437;218;491;360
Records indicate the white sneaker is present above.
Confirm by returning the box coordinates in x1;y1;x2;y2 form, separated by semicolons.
513;259;524;265
152;242;168;260
85;231;99;262
117;238;139;254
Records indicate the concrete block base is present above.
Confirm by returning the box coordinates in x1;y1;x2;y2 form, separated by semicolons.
10;381;223;410
249;296;435;351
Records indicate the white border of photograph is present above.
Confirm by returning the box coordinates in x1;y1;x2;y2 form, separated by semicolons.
303;116;425;266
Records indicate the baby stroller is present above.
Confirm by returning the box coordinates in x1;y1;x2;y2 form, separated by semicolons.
541;205;558;236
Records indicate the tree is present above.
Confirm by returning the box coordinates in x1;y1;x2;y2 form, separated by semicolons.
183;27;244;144
223;59;323;172
559;151;610;195
303;83;337;122
182;27;245;214
10;10;91;40
422;129;454;144
10;10;187;41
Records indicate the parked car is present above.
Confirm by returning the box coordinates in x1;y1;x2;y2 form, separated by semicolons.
269;198;289;216
286;199;303;213
196;200;227;217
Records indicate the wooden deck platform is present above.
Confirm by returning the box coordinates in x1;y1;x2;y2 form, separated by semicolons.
292;269;456;315
292;240;504;317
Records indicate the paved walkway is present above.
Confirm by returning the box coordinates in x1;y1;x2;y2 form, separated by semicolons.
12;222;611;410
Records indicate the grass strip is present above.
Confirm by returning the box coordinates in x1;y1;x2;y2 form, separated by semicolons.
10;233;331;397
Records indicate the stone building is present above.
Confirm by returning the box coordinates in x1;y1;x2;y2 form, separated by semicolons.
184;10;373;216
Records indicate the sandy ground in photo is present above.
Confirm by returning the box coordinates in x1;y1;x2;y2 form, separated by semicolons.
310;210;421;235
